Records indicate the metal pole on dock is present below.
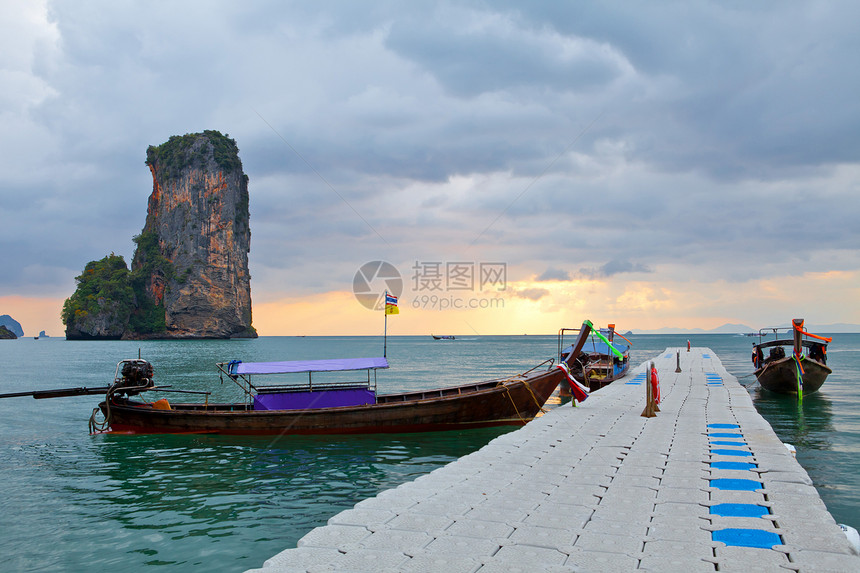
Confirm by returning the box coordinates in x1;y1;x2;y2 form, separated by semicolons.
641;376;655;417
641;362;656;418
383;290;388;358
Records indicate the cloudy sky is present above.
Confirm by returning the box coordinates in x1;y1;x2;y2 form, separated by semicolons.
2;1;859;336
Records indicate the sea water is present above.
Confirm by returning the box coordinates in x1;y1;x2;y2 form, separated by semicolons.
1;334;857;571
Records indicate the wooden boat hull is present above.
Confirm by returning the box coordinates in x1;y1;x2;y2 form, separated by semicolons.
754;356;830;395
101;367;564;435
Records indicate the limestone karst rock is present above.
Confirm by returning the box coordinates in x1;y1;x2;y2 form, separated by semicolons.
63;131;256;339
138;131;256;338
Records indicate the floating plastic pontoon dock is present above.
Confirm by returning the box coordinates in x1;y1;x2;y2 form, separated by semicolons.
248;348;859;572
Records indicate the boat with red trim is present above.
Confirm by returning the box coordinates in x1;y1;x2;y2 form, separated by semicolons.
558;324;631;392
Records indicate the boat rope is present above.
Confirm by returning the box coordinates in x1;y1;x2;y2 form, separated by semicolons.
500;385;528;425
521;379;547;413
88;387;115;433
87;379;154;434
496;376;547;424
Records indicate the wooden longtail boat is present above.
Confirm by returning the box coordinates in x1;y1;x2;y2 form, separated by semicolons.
752;318;831;396
559;324;631;392
83;321;596;435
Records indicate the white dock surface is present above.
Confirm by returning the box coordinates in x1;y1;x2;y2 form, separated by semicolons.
248;348;859;572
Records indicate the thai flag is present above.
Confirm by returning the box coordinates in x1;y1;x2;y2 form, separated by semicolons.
384;293;399;314
556;362;589;402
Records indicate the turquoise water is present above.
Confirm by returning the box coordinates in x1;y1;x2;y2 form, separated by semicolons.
1;334;857;571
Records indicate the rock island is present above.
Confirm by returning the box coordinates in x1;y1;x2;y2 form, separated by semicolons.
63;131;256;339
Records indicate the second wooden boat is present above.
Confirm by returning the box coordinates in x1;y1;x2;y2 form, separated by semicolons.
559;324;631;392
752;318;831;396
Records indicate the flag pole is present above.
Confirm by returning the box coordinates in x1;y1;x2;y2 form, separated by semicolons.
383;290;388;358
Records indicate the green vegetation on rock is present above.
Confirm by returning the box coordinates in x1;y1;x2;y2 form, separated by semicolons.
62;235;175;337
128;231;173;334
145;130;242;181
62;254;135;336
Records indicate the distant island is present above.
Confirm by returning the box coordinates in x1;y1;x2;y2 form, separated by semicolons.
0;315;24;337
0;325;17;339
62;131;257;340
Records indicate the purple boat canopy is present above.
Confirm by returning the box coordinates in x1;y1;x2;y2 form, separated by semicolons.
228;357;389;376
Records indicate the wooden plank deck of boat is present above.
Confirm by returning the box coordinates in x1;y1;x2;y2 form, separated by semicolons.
247;348;859;572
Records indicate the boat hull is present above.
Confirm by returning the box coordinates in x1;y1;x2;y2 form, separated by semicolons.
754;357;831;395
101;368;564;435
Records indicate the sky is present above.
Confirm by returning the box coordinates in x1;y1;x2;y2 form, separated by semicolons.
2;1;859;337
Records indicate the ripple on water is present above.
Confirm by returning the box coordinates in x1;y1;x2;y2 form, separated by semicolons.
2;334;858;571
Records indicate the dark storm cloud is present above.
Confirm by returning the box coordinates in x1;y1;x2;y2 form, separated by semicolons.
384;9;625;97
2;1;859;302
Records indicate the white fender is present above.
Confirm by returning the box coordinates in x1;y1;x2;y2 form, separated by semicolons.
838;523;860;555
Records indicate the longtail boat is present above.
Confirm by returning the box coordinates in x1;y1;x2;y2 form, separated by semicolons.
752;318;832;396
99;321;594;435
558;324;631;392
1;321;596;435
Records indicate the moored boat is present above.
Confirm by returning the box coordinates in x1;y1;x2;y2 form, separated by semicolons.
559;324;631;392
86;321;597;435
752;318;831;396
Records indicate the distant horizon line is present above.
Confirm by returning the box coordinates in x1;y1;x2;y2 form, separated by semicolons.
14;330;860;340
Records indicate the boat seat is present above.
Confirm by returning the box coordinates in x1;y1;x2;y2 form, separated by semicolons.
256;382;371;394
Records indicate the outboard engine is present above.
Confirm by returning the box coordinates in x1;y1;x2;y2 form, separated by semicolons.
90;359;155;433
116;359;154;394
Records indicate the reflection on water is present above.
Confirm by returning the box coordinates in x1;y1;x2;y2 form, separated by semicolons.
8;427;513;572
750;388;835;450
